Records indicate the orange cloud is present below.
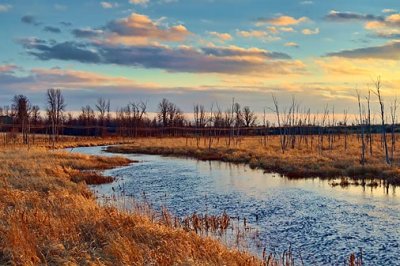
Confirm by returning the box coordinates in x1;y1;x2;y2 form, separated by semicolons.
104;13;191;45
30;68;160;89
129;0;149;6
0;64;17;73
258;15;309;26
284;42;299;47
208;31;233;42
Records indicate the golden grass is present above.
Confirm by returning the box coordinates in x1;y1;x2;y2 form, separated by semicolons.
107;135;400;185
0;147;262;265
0;133;135;149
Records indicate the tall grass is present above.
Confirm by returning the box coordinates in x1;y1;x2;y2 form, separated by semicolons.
0;147;265;265
107;135;400;185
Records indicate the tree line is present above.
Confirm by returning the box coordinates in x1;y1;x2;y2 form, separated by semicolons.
0;77;398;166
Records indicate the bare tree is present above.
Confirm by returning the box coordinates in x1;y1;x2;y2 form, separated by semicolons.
373;77;390;165
366;90;373;155
96;97;110;136
243;106;257;127
194;104;207;147
96;98;110;124
12;95;31;144
80;105;95;135
271;94;286;153
30;105;40;144
46;89;66;146
158;98;170;127
390;97;398;164
343;109;348;151
356;90;366;165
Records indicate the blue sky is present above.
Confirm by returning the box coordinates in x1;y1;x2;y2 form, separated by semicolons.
1;0;400;115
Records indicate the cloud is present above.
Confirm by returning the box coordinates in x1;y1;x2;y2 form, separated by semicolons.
18;38;303;75
0;67;166;108
19;38;101;63
326;41;400;60
0;66;317;113
382;9;396;14
284;42;299;48
324;10;400;40
325;10;384;22
363;14;400;39
21;15;41;26
302;28;319;35
201;45;291;60
0;64;18;73
237;30;267;38
0;4;12;12
72;28;104;38
208;31;232;42
43;26;62;33
130;0;149;6
101;2;119;8
104;13;190;43
30;68;159;89
257;15;309;26
95;44;301;75
236;30;281;41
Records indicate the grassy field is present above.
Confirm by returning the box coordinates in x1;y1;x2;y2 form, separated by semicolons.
0;144;268;265
0;135;367;265
107;135;400;185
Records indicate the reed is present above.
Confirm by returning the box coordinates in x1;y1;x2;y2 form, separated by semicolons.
107;135;400;185
0;147;264;265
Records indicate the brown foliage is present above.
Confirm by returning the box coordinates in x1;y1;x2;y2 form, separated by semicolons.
0;147;261;265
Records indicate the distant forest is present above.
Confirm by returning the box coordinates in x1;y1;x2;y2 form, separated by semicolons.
0;78;398;166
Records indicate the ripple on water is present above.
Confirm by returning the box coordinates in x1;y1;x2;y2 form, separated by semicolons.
72;147;400;265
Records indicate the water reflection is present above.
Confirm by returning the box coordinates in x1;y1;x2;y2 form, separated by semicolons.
71;146;400;265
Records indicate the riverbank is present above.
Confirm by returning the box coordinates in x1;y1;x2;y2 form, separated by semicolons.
0;147;261;265
106;136;400;185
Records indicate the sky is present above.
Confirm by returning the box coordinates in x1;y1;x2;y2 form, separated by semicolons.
1;0;400;116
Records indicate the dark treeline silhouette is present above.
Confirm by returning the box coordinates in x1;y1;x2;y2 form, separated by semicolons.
0;78;398;166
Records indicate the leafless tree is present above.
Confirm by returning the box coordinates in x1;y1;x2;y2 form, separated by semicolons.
96;98;110;124
194;104;207;147
390;97;398;164
271;94;286;153
243;106;257;127
365;89;373;155
80;105;95;135
46;88;66;146
30;105;40;144
158;98;170;127
12;95;31;144
373;77;390;165
357;90;366;165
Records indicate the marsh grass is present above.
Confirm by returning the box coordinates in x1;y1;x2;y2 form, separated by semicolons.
107;135;400;185
0;136;365;265
0;146;267;265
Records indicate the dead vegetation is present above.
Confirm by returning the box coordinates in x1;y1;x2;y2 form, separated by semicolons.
0;147;266;265
107;135;400;186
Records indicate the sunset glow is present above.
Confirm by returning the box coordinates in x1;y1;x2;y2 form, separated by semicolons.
1;0;400;112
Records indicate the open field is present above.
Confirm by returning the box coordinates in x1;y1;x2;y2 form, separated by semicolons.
0;145;268;265
0;133;136;149
107;135;400;186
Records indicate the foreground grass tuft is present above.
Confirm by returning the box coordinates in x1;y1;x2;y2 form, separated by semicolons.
0;147;261;265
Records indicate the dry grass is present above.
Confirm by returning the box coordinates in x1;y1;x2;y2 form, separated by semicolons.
107;135;400;185
0;133;135;149
0;147;262;265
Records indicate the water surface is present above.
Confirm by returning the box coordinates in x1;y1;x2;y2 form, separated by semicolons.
72;146;400;265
